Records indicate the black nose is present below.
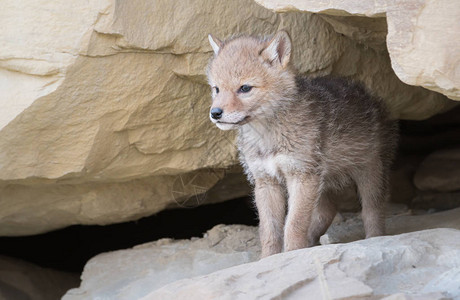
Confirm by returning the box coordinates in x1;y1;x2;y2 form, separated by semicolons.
211;107;223;120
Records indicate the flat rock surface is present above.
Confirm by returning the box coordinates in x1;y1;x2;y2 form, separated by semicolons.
322;206;460;244
64;207;460;300
145;228;460;300
63;225;259;300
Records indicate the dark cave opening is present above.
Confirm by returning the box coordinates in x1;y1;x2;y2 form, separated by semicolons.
0;105;459;275
0;197;257;273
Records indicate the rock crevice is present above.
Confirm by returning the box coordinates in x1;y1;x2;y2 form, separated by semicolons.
0;0;458;235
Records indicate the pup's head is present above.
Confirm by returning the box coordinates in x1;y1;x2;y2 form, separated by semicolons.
206;31;296;130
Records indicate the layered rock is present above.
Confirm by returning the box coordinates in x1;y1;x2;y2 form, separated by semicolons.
0;0;456;235
64;207;460;299
256;0;460;101
146;229;460;300
63;225;259;300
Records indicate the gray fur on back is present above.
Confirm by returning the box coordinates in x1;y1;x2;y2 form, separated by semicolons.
238;75;398;191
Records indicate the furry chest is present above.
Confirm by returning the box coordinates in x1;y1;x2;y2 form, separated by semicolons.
247;154;302;181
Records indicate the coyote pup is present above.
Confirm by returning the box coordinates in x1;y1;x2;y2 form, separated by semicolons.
206;31;397;258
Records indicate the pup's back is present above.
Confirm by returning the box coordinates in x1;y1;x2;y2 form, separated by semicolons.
296;76;397;183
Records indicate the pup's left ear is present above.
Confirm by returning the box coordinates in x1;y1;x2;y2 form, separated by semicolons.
261;31;291;68
208;34;223;55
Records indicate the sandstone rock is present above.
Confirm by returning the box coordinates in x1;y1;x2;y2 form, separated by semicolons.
63;207;460;299
256;0;460;101
0;255;79;300
0;1;111;129
0;0;455;235
414;147;460;192
322;206;460;244
139;229;460;299
63;225;259;300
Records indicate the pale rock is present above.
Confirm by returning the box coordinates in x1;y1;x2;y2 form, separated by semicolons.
0;0;111;129
321;206;460;244
255;0;460;101
381;293;448;300
64;207;460;300
0;255;79;300
63;225;259;300
144;228;460;300
0;0;456;235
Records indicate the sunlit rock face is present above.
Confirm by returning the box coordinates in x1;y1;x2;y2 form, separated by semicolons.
256;0;460;101
0;0;455;236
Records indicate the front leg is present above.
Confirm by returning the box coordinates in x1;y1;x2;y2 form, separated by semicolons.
284;174;320;252
254;178;286;258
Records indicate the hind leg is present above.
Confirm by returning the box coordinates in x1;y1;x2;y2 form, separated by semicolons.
354;164;389;238
307;189;337;246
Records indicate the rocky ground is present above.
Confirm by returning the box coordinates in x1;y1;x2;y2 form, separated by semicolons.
144;228;460;300
62;205;460;300
1;1;460;299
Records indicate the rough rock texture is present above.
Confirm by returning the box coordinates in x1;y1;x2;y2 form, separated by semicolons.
0;255;79;300
63;225;259;300
414;147;460;192
63;207;460;300
322;206;460;245
0;0;456;235
256;0;460;101
145;229;460;300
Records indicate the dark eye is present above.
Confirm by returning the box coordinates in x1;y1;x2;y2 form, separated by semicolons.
214;86;219;94
238;85;253;93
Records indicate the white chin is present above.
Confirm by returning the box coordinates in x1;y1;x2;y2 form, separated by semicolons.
216;122;238;130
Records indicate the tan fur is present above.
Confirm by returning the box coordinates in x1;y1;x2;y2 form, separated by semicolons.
207;32;398;258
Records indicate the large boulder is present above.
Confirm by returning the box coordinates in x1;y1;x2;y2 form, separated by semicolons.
63;207;460;299
63;225;259;300
0;0;456;235
256;0;460;101
146;228;460;300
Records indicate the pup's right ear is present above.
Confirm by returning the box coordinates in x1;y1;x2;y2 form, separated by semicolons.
208;34;222;55
261;31;291;68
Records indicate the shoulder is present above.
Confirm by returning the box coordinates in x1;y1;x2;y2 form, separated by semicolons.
295;75;368;98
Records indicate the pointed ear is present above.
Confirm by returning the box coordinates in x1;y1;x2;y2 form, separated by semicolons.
208;34;223;55
261;31;292;68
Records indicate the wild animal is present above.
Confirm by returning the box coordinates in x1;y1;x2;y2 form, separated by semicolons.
206;31;398;258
